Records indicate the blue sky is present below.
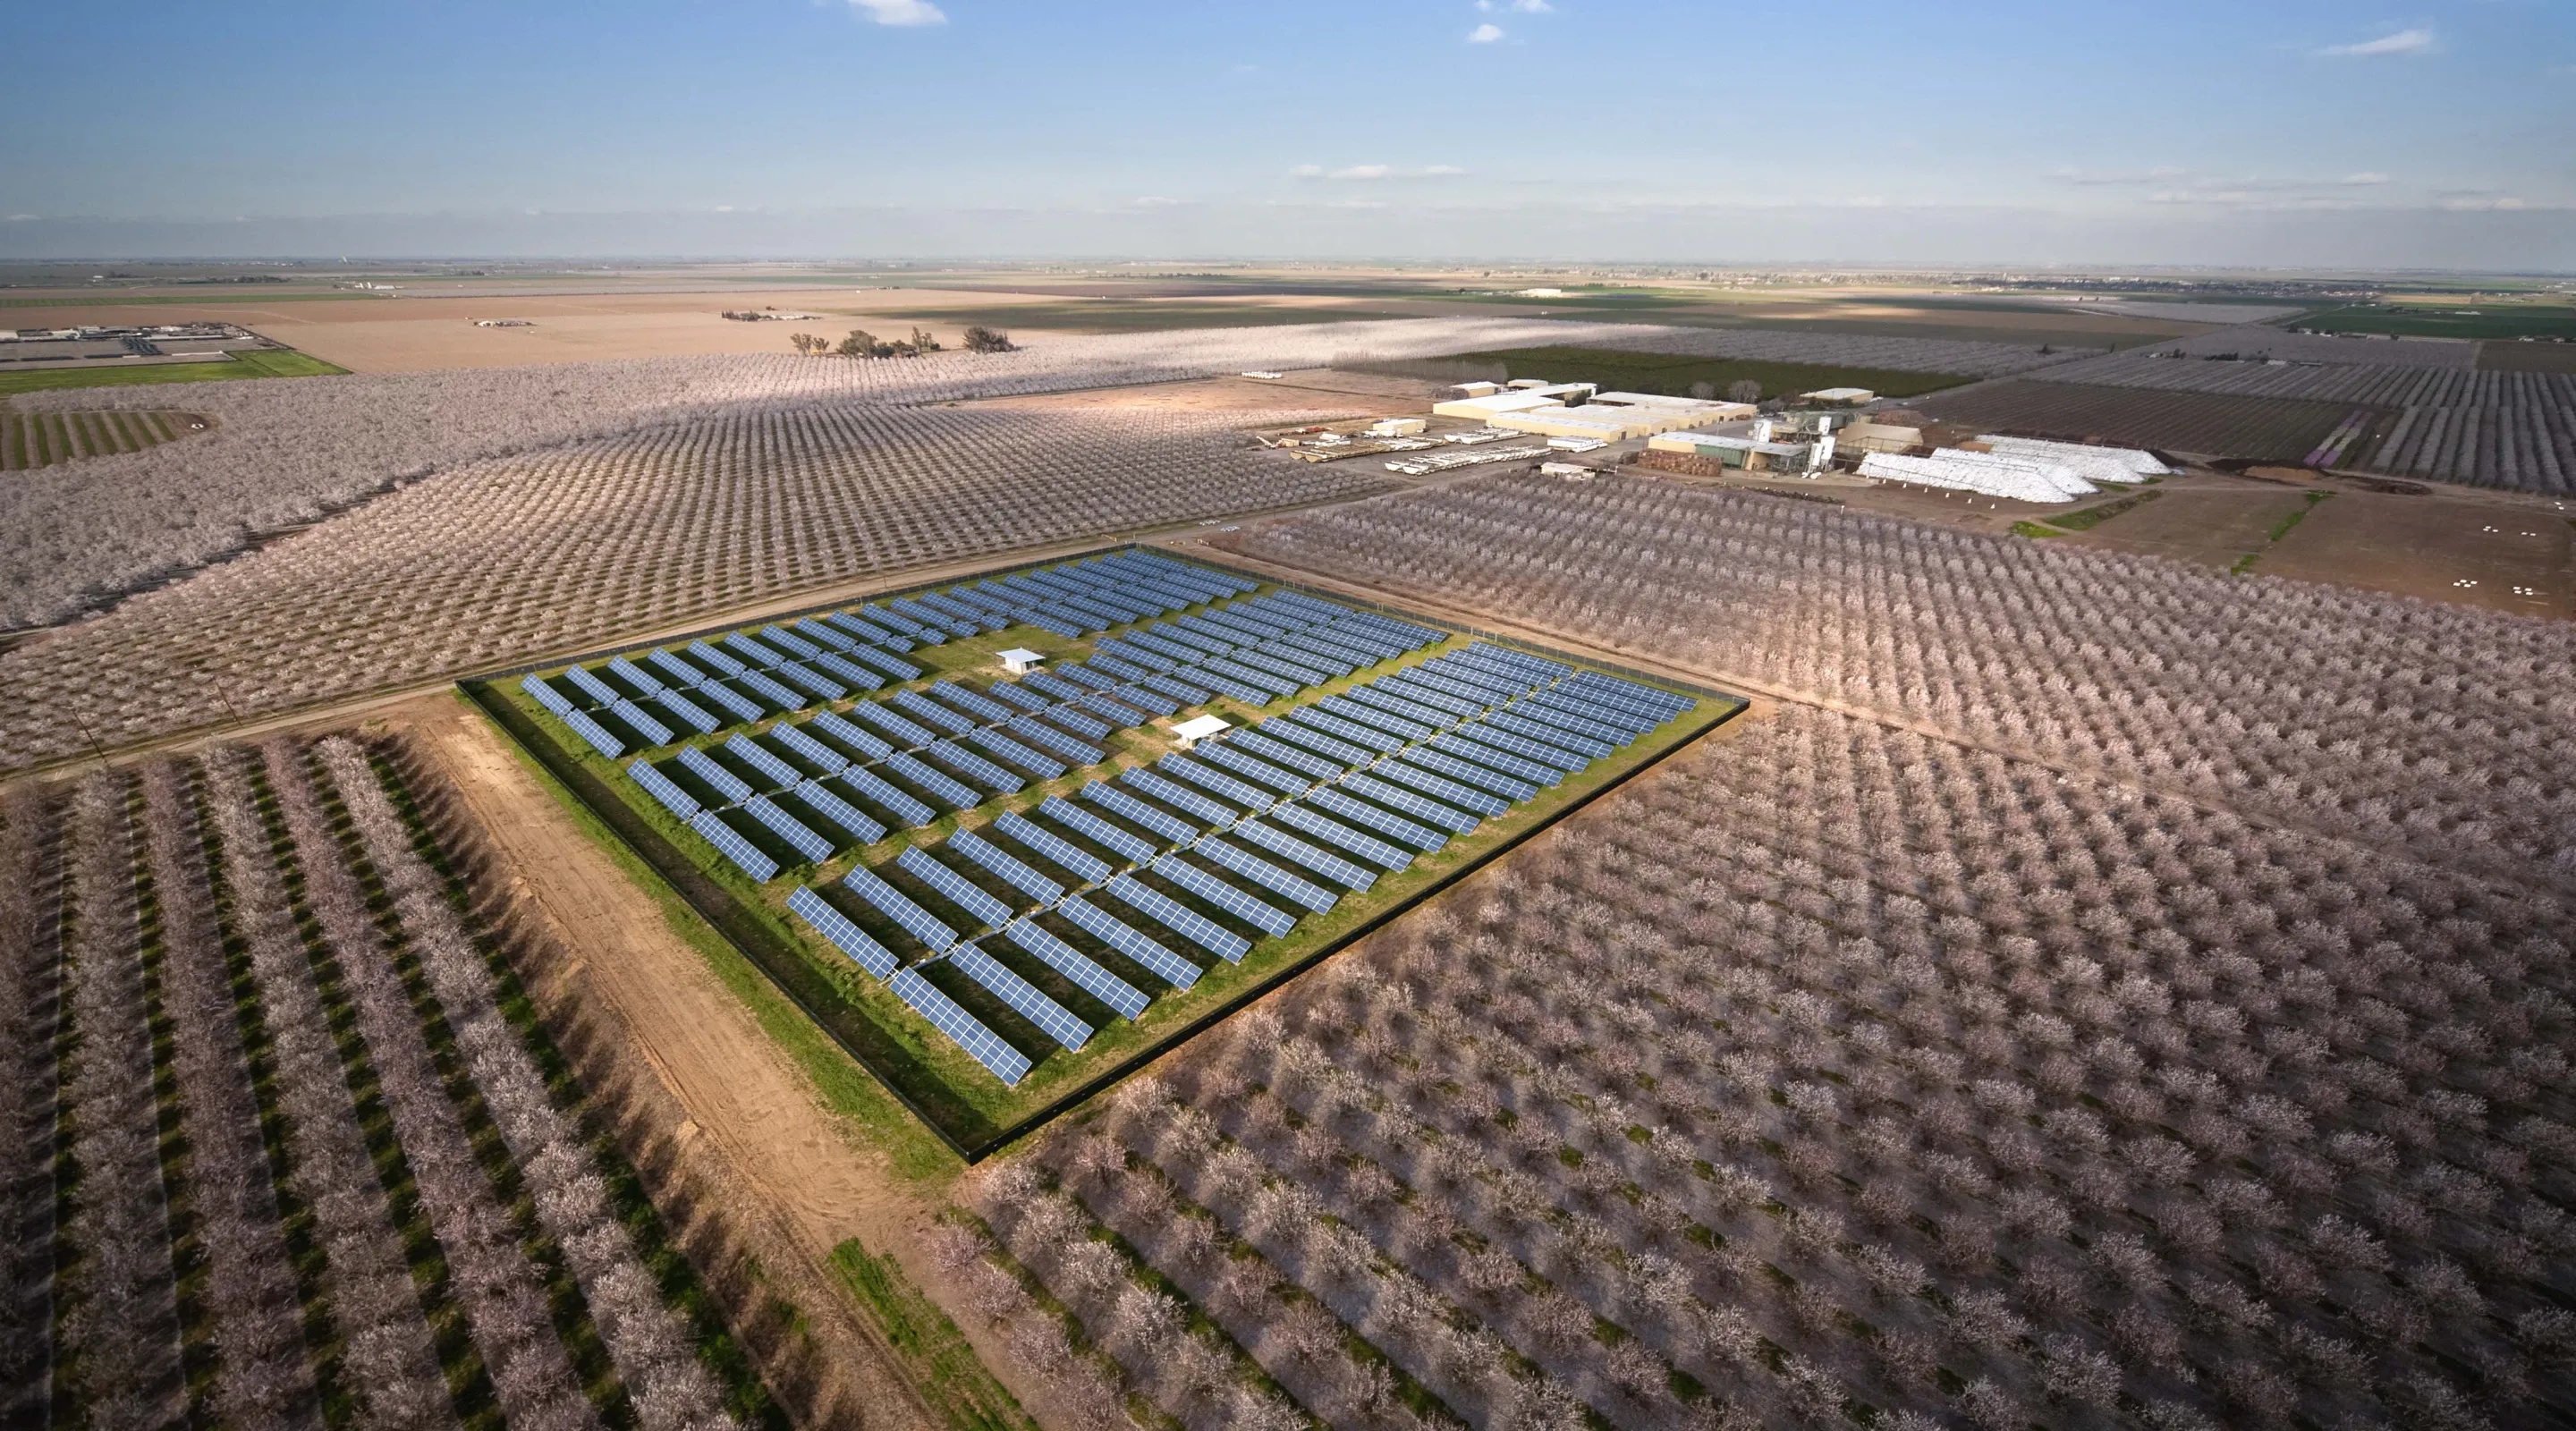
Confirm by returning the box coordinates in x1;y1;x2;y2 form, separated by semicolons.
5;1;2572;267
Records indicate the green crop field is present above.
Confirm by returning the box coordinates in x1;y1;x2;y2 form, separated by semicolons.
476;551;1737;1158
0;345;346;395
2299;301;2576;341
1370;343;1973;401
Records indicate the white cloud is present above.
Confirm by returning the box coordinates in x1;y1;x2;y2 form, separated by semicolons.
2341;172;2391;185
2442;194;2529;210
1468;22;1504;43
1334;165;1394;180
2319;28;2435;57
1291;164;1469;181
1422;165;1468;176
849;0;946;27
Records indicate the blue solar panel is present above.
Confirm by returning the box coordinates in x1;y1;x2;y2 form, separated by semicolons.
886;752;985;810
1198;609;1284;642
611;700;675;748
945;584;1019;621
1401;746;1538;803
848;701;936;749
1285;707;1406;755
888;968;1029;1085
829;609;914;648
1089;639;1172;675
1005;716;1104;768
694;681;767;724
787;887;897;978
607;655;666;697
1082;782;1199;845
1461;642;1572;682
993;811;1111;884
752;624;818;660
790;618;856;652
887;597;976;639
1231;648;1331;689
1191;741;1312;797
521;673;576;717
1199;658;1296;700
965;728;1066;781
1157;753;1275;812
657;690;721;735
1152;856;1296;938
1370;758;1511;817
684;639;749;678
735;669;809;712
1404;667;1521;708
794;781;886;845
988;681;1052;714
1269;801;1412;872
842;767;937;828
1120;767;1244;826
1420;657;1535;699
1046;795;1163;863
1521;690;1652;741
843;865;959;952
1195;837;1336;915
1233;818;1375;893
1378;675;1491;719
931;681;1015;724
1097;684;1175;719
917;590;1002;630
743;796;835;863
839;644;923;682
1484;709;1614;759
948;944;1092;1051
898;846;1018;928
564;665;622;706
892;689;977;735
1105;876;1252;962
690;811;780;881
1428;732;1562;789
1341;773;1480;836
927;741;1024;796
560;708;623;758
726;733;805;788
949;829;1064;903
1157;621;1238;655
1343;685;1460;732
724;632;790;668
677;746;754;802
1318;695;1435;742
1050;661;1117;691
1226;731;1349;782
628;761;701;819
1568;672;1691;720
770;722;849;773
810;709;894;760
1040;700;1116;741
1021;670;1089;701
1055;897;1199;990
809;653;886;691
1309;787;1447;854
1139;672;1218;707
1452;724;1584;777
1268;635;1363;675
1255;717;1376;766
645;649;708;687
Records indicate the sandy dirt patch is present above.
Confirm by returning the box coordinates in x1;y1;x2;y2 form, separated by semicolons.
2057;487;2313;568
2260;490;2572;618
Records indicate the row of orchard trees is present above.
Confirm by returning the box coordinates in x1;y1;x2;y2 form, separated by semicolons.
1223;472;2576;891
947;706;2574;1430
0;736;743;1431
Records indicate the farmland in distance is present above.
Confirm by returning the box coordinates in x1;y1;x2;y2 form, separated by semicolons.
1919;379;2385;461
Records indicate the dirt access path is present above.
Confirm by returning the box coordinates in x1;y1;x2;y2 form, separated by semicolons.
398;693;1073;1430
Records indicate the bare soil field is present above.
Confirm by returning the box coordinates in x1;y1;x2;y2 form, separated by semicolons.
966;368;1438;417
1919;378;2377;460
2056;486;2314;567
2481;342;2576;374
2259;487;2572;617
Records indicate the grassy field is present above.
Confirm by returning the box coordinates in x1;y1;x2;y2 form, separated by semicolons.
0;345;346;395
1368;343;1973;401
479;563;1735;1157
2300;301;2576;341
0;407;207;468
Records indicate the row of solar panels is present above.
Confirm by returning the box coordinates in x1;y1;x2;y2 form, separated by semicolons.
1087;588;1445;710
792;644;1691;1083
891;547;1259;641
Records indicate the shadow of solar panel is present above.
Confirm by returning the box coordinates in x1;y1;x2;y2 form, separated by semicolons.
1159;753;1278;809
892;690;976;735
1046;794;1164;863
657;690;721;735
993;811;1111;884
769;722;849;774
1055;897;1199;990
744;796;834;863
843;865;959;952
1429;731;1563;788
1104;876;1252;962
1197;836;1337;914
686;639;750;678
1309;787;1446;854
1256;717;1375;767
690;811;779;882
723;633;788;669
1485;709;1614;760
1153;855;1297;937
521;673;577;717
788;887;897;978
848;701;936;749
611;699;675;748
840;644;923;682
1192;741;1311;797
795;781;886;845
628;761;701;820
842;767;937;828
966;728;1066;781
810;652;886;691
950;829;1064;903
897;846;1018;928
1082;782;1199;845
736;669;809;712
928;741;1025;795
949;944;1093;1051
888;968;1029;1085
1371;758;1511;817
1454;723;1586;775
1120;767;1242;826
724;732;804;788
1401;745;1538;802
886;752;984;810
1341;773;1480;835
676;748;754;805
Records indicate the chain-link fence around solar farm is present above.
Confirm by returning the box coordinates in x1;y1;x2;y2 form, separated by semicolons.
475;546;1736;1151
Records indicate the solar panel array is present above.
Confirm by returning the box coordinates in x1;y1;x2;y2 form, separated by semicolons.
897;846;1017;930
690;811;780;882
888;968;1030;1086
1003;919;1149;1021
787;887;899;978
948;944;1094;1051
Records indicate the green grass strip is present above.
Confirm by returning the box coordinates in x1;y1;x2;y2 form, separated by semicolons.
826;1240;1037;1431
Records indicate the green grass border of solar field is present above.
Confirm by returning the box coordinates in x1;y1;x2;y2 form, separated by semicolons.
462;546;1744;1161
